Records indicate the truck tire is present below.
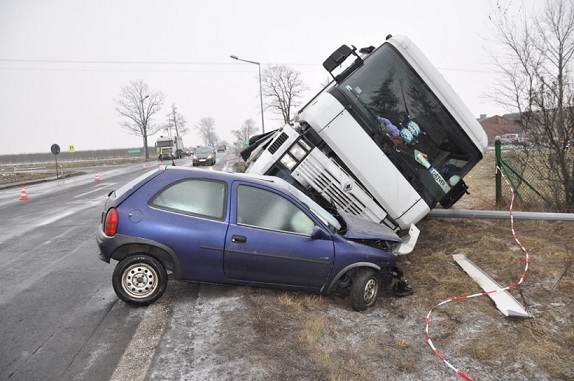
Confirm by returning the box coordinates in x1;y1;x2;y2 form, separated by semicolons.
112;255;168;306
350;269;379;311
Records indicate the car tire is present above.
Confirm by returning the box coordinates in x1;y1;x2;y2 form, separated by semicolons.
112;255;168;306
350;269;379;311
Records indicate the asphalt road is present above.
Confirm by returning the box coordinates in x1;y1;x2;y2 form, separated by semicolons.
0;154;234;381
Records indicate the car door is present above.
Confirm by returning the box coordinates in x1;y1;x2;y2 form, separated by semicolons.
223;182;334;289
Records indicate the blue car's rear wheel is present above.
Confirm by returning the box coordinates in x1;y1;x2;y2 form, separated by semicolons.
112;255;167;306
350;269;379;311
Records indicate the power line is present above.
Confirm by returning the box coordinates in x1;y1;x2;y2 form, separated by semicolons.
0;57;317;66
0;57;493;73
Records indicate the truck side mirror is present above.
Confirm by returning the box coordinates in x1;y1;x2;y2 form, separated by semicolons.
323;44;363;83
323;45;354;73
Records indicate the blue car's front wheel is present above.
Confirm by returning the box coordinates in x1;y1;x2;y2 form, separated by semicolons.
350;269;379;311
112;255;168;306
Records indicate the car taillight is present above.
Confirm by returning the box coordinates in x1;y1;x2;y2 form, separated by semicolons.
104;208;119;236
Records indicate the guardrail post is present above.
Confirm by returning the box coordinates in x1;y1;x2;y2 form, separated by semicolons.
495;138;502;206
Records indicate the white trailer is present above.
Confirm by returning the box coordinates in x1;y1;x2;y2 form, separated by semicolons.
242;35;487;255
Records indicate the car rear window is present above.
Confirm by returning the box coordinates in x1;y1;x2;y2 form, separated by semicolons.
150;179;227;220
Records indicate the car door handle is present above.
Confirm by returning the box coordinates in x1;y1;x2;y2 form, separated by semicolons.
231;235;247;243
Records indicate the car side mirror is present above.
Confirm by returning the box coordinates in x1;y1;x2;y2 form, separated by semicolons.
310;226;329;240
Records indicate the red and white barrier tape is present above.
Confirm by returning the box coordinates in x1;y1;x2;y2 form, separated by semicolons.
424;167;530;381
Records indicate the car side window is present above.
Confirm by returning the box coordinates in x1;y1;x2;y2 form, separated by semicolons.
237;185;315;235
151;179;226;220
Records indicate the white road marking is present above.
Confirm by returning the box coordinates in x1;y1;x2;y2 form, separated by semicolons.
0;198;104;245
36;199;103;227
110;292;174;381
73;184;115;199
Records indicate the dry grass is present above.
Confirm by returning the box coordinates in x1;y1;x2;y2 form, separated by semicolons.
209;151;574;380
224;217;573;380
401;217;574;380
0;157;143;185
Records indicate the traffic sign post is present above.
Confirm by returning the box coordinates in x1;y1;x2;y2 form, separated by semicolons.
51;144;60;179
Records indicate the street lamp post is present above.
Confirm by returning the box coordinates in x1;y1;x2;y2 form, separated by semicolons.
230;55;265;134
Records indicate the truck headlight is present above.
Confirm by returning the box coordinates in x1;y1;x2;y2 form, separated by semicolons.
289;143;306;160
280;154;297;170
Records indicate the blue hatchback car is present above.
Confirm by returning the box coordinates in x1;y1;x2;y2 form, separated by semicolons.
97;166;411;311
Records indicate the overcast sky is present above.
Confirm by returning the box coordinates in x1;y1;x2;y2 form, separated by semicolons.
0;0;534;155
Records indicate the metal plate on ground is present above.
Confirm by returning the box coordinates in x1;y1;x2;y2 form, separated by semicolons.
453;253;531;318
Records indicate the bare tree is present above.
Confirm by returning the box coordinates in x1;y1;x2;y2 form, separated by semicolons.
231;118;258;153
195;117;218;147
116;80;164;160
262;65;306;123
164;103;189;137
493;0;574;210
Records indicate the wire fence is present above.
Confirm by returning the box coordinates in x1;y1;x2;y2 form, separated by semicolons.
495;139;572;212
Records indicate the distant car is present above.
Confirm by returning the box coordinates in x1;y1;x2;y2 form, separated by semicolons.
191;146;216;166
499;133;520;145
96;167;411;311
217;144;226;152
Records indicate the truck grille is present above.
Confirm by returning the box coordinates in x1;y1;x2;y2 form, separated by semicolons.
268;132;289;154
292;149;387;223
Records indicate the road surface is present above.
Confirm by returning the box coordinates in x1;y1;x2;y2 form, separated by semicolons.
0;154;240;381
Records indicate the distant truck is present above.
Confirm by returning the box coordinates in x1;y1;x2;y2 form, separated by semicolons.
241;35;487;255
156;136;184;160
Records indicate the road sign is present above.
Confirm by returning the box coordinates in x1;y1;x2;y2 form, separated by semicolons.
127;148;141;154
68;144;75;152
51;144;60;155
51;144;60;179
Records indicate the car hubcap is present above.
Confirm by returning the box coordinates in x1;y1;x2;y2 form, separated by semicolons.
363;279;378;304
122;263;158;299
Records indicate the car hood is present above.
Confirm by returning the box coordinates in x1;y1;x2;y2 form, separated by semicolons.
339;211;401;242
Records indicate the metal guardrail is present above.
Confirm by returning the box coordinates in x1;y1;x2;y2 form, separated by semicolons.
430;208;574;221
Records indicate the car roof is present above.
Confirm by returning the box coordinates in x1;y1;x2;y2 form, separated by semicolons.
163;166;341;230
165;166;285;188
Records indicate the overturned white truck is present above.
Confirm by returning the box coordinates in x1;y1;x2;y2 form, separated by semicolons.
242;35;487;255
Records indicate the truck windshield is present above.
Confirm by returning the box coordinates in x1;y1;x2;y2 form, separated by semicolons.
332;44;481;207
156;140;173;148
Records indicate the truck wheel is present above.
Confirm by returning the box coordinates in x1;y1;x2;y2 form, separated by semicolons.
112;255;167;306
350;269;379;311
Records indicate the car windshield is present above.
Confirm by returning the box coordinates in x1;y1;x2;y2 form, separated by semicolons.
196;147;212;154
273;178;341;231
332;43;481;206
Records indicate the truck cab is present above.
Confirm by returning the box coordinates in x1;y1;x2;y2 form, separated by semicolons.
156;136;185;160
243;35;487;254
